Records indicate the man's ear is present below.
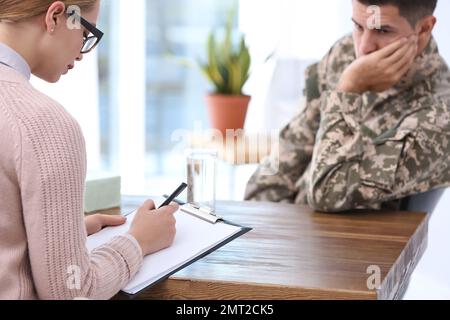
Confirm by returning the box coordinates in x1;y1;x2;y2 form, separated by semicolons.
415;15;437;55
44;1;67;34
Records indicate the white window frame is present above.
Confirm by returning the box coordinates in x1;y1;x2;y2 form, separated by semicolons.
111;0;147;194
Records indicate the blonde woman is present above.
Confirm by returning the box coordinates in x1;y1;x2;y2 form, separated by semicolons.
0;0;178;300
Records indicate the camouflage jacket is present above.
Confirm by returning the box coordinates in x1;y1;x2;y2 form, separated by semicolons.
245;35;450;212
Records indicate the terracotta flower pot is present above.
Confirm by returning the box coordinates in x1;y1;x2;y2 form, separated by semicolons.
205;94;251;136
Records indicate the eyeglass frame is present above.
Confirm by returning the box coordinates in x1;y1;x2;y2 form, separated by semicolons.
67;11;104;54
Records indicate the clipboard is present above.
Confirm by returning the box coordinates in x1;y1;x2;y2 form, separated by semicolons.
86;200;252;299
180;203;223;224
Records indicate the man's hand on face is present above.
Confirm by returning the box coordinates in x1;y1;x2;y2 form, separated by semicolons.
337;35;418;94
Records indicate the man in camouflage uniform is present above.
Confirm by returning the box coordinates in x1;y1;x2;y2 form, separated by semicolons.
245;0;450;212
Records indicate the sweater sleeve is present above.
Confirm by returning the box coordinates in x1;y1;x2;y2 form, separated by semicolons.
13;91;143;300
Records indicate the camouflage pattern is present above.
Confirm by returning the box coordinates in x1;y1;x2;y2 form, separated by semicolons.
245;35;450;212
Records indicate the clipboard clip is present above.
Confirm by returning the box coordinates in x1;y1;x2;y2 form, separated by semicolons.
180;203;223;224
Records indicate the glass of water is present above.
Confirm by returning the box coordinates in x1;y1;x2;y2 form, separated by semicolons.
186;149;217;212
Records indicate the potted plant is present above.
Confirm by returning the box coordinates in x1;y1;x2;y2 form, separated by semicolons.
198;12;251;136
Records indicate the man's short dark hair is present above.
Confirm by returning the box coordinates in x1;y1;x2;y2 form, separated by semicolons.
357;0;438;26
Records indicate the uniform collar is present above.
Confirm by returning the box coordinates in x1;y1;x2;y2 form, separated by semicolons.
0;42;31;80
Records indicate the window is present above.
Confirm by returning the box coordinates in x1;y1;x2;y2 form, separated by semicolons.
144;0;238;176
97;0;113;170
98;0;241;196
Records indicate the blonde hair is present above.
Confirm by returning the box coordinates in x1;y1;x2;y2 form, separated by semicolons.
0;0;97;22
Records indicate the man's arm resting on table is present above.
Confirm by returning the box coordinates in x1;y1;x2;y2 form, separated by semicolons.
307;90;450;212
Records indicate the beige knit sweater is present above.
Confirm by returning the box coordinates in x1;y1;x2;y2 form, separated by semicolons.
0;64;143;300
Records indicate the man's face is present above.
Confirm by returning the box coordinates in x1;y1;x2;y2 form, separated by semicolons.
352;0;415;58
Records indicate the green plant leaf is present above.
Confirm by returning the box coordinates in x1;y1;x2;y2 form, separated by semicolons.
238;37;251;91
197;8;254;95
231;58;242;95
222;13;233;64
205;33;226;92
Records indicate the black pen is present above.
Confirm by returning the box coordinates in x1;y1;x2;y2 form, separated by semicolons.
158;183;188;209
162;195;186;206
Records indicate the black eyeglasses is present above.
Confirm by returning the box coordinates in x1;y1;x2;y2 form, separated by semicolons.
68;11;104;54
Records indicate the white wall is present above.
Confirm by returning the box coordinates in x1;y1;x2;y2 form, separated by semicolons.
434;0;450;64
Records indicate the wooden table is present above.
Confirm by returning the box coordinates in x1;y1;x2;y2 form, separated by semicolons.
103;197;429;300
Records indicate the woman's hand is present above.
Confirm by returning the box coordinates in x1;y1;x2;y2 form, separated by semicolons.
127;200;178;256
85;214;127;236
